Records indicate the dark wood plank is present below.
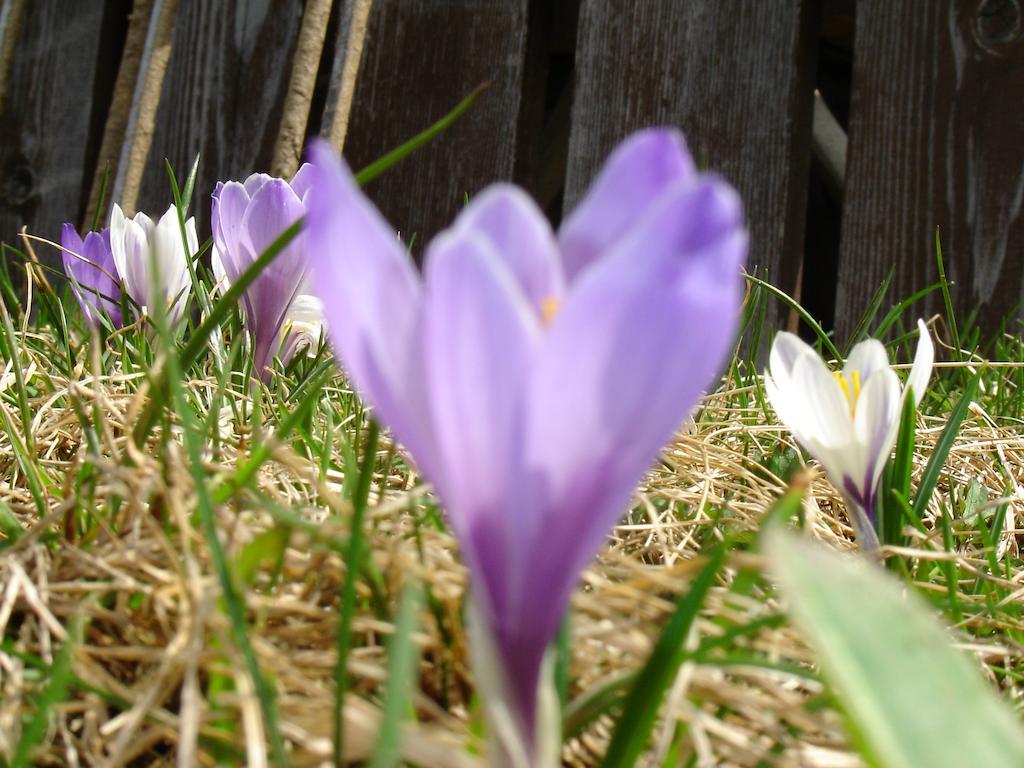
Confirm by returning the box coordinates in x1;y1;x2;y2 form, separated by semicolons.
336;0;544;249
0;0;111;267
133;0;305;230
564;0;819;335
836;0;1024;341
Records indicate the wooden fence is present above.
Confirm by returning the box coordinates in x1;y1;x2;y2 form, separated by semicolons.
1;0;1022;343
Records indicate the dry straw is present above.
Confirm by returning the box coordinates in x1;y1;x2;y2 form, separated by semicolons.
1;328;1022;766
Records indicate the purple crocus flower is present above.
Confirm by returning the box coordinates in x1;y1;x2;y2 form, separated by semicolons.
211;166;316;380
304;129;747;765
60;224;122;328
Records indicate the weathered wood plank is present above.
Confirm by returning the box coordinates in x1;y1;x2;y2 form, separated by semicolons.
0;0;112;267
335;0;544;249
565;0;819;334
132;0;305;228
836;0;1024;341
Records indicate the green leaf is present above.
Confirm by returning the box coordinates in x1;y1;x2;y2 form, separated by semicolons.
912;369;981;521
743;273;841;362
235;526;291;586
11;619;80;768
335;418;381;764
370;584;423;768
0;498;22;543
765;528;1024;768
599;546;724;768
881;392;917;549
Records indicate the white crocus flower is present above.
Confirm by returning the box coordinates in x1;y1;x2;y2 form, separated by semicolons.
277;293;325;364
764;319;934;549
110;203;196;324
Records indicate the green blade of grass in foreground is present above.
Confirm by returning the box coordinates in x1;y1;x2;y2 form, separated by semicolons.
911;368;981;522
10;618;80;768
765;527;1024;768
370;583;423;768
599;545;725;768
335;419;380;765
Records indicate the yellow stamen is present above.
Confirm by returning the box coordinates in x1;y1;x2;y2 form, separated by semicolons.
834;369;861;414
540;296;560;327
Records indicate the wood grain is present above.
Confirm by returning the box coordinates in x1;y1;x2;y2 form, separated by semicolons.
0;1;110;267
836;0;1024;341
133;0;305;231
565;0;819;334
336;0;545;250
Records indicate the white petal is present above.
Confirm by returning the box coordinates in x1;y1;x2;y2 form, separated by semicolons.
132;210;155;237
764;370;813;446
153;206;193;321
211;245;229;293
120;213;154;309
843;338;889;382
793;351;853;447
854;367;902;495
185;216;199;255
769;331;817;387
905;319;934;405
109;203;129;280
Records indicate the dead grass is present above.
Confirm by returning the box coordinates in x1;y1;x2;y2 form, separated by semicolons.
1;347;1023;767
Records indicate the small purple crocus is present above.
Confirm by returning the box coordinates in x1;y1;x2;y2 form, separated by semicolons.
60;224;122;328
211;166;316;380
304;129;747;765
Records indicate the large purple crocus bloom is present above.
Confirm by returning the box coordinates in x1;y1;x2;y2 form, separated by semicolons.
60;224;122;328
304;129;747;765
211;166;315;380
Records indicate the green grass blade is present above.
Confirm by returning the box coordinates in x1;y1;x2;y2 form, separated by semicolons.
881;393;917;549
935;229;962;361
872;284;942;339
91;164;110;233
912;370;981;521
599;546;725;768
11;618;80;768
843;267;893;355
563;672;635;739
212;364;335;503
354;82;487;187
154;277;290;767
765;528;1024;768
132;219;303;446
335;418;381;764
370;583;423;768
181;153;201;213
0;288;36;455
0;497;22;543
742;273;842;361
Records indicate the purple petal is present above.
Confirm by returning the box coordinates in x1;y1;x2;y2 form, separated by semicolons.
237;179;307;376
211;181;254;284
558;128;696;282
61;224;122;328
451;185;565;314
513;176;747;674
422;226;540;613
304;140;436;470
290;162;315;201
242;172;274;197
